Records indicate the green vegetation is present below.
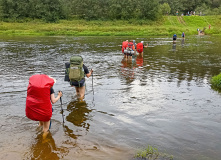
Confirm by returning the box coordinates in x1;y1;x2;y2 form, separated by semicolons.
0;0;220;36
0;16;220;36
0;0;220;22
135;145;173;160
211;73;221;90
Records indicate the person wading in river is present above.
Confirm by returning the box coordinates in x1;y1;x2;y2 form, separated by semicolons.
127;40;136;60
173;34;177;43
136;41;148;57
26;74;62;138
67;56;93;101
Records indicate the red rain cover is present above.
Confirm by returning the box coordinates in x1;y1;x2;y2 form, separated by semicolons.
122;41;128;53
136;43;143;53
26;74;54;121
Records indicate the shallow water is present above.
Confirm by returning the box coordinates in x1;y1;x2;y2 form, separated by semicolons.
0;35;221;160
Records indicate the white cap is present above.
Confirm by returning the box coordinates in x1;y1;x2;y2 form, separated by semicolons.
141;41;144;43
48;76;56;83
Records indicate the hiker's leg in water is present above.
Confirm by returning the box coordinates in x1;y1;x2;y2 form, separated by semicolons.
129;54;132;61
75;86;80;97
42;120;50;140
78;86;85;100
39;121;43;127
42;120;50;133
124;54;127;60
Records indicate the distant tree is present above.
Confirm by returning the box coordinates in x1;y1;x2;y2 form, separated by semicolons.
195;3;210;15
211;0;221;8
210;8;219;15
160;3;171;15
108;2;122;19
0;0;63;22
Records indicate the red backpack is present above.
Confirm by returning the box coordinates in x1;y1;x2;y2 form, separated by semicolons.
128;42;134;50
136;43;143;53
26;74;54;121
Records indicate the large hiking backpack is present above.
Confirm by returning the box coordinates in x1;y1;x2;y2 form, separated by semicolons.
26;74;54;121
136;42;143;53
69;56;84;82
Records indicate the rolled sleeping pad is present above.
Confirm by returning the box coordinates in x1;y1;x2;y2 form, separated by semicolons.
130;50;135;55
64;62;70;81
124;49;128;54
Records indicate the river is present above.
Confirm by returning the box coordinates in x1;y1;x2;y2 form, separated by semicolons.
0;35;221;160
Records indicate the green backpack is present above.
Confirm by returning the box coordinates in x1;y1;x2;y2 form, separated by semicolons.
69;56;84;82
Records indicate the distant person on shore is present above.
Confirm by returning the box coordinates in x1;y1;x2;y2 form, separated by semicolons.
136;41;148;57
173;34;177;42
209;24;211;30
176;11;178;16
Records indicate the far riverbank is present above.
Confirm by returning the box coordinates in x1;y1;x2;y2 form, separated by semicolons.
0;16;220;36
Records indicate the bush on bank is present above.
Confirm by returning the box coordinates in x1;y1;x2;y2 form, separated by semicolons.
211;73;221;90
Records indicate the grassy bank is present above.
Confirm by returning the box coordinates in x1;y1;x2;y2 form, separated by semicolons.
0;15;221;36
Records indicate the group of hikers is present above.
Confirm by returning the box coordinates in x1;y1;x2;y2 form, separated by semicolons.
26;56;93;139
122;33;185;59
121;40;148;60
26;35;188;139
173;32;185;42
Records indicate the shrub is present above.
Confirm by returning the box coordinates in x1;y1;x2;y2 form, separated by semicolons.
211;73;221;89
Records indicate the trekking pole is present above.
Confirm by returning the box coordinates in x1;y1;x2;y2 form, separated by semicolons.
59;91;64;124
92;70;93;88
91;69;94;94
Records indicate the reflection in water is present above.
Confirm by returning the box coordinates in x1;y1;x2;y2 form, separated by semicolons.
26;132;67;160
120;55;146;84
120;57;136;83
172;42;176;51
1;36;221;160
136;55;143;67
181;38;185;47
66;100;92;131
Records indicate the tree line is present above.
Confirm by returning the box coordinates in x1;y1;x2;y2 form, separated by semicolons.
0;0;220;22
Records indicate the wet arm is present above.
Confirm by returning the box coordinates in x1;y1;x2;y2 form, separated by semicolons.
86;69;93;78
51;91;62;104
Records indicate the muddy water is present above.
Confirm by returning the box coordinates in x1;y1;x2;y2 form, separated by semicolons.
0;35;221;160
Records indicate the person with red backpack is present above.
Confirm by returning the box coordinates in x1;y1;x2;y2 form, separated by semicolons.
125;40;136;60
136;41;148;57
26;74;62;137
122;40;128;54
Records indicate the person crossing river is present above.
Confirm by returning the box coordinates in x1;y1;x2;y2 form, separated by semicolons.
26;74;62;138
136;41;148;57
65;55;93;101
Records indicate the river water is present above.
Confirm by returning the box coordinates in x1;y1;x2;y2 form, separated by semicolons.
0;35;221;160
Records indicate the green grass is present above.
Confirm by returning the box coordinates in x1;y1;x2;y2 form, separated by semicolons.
211;73;221;90
0;15;220;36
135;145;173;160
